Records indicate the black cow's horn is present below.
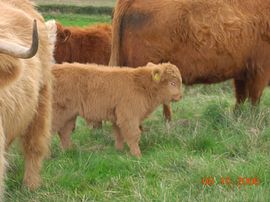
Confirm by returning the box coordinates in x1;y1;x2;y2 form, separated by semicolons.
0;19;39;59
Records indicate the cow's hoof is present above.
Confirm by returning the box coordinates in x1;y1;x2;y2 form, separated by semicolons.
61;142;74;151
23;176;41;191
131;149;141;158
115;142;124;151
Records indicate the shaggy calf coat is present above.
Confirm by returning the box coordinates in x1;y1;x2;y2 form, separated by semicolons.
110;0;270;117
52;62;182;157
53;21;111;65
0;0;54;198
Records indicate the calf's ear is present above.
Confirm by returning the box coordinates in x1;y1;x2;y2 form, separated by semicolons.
62;29;71;42
152;68;162;82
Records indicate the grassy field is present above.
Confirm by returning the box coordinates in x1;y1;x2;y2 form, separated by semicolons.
4;12;270;202
44;13;111;26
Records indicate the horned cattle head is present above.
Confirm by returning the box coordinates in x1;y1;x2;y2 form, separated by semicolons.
0;19;39;59
56;22;71;43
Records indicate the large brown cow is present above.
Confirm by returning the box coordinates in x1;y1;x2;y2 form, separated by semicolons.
52;62;182;157
0;0;54;198
110;0;270;116
53;21;111;65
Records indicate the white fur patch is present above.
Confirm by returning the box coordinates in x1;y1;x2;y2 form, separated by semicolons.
45;19;57;63
45;19;57;46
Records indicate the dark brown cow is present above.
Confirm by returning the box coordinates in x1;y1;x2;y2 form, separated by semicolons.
110;0;270;115
53;21;111;65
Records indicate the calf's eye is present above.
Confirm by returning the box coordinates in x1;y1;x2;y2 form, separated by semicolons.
170;81;176;86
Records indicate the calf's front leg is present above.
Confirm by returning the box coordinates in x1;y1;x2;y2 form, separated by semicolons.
59;117;76;150
118;122;141;158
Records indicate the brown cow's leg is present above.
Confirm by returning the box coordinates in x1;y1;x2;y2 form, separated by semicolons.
21;85;52;190
112;123;124;151
234;79;249;105
163;103;172;121
119;123;141;158
86;119;102;129
91;121;102;129
84;116;102;129
59;117;76;150
246;74;268;105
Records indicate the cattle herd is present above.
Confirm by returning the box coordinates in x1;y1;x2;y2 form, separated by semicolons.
0;0;270;199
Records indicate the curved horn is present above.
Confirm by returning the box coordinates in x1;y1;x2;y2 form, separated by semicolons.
0;19;39;59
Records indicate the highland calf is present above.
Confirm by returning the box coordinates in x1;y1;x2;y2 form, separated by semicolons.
110;0;270;118
52;62;182;157
53;21;111;64
0;0;54;198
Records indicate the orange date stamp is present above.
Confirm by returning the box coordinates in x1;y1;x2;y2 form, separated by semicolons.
201;176;260;188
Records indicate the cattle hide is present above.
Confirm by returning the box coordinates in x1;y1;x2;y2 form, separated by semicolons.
110;0;270;112
54;21;111;65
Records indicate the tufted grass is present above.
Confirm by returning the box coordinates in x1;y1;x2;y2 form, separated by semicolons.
4;14;270;202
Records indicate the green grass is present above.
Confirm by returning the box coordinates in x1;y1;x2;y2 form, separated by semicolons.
44;13;111;26
35;0;116;7
4;14;270;201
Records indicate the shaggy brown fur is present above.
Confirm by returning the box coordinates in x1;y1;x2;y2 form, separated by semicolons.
54;21;111;65
0;0;53;198
110;0;270;111
52;62;182;157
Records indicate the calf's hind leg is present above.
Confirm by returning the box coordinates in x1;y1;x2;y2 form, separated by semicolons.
112;123;124;151
21;85;52;190
59;117;76;150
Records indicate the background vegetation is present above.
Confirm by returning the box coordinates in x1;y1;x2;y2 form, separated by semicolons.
5;1;270;201
35;0;116;7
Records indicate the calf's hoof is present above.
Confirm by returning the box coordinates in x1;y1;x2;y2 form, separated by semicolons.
23;176;41;191
61;142;74;151
115;142;124;151
131;148;142;158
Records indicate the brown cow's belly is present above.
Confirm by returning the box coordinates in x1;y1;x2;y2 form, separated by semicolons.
80;104;117;123
180;66;240;85
124;46;244;84
170;47;247;84
121;19;252;85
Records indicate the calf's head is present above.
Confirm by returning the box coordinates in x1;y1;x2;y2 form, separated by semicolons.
54;22;71;63
56;22;71;44
149;62;182;104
